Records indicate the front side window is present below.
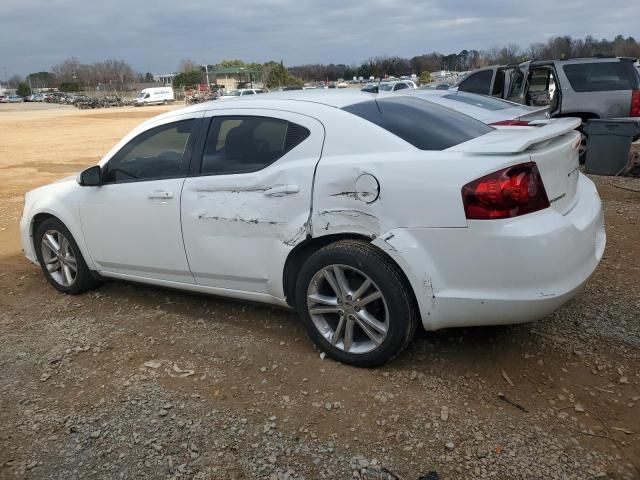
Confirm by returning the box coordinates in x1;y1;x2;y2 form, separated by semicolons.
507;68;526;101
103;120;193;183
394;83;409;91
492;70;505;96
243;90;255;95
458;70;493;95
378;83;394;92
342;96;492;150
200;116;310;175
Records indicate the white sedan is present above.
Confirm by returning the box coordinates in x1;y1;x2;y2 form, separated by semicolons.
218;88;261;99
20;91;605;367
411;90;550;126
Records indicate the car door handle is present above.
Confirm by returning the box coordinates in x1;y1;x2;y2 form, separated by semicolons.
147;190;174;199
263;184;300;197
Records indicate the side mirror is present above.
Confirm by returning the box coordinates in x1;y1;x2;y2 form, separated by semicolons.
78;165;102;186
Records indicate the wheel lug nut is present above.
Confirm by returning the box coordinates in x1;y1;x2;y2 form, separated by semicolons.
347;295;352;301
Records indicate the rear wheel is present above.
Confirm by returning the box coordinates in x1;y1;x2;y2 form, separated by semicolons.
296;240;417;367
34;218;101;294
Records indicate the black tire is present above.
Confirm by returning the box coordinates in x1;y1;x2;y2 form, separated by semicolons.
34;217;101;294
579;131;587;164
295;240;418;367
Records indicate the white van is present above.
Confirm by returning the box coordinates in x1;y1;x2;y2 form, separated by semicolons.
134;87;174;106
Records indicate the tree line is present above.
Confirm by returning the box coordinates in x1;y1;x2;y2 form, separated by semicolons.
6;34;639;94
289;34;640;81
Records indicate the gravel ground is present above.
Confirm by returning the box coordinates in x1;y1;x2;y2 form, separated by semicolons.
0;106;639;479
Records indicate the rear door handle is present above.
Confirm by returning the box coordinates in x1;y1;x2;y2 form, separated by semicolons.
263;184;300;197
147;190;174;199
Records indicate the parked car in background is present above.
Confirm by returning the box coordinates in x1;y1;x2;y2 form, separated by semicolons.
20;91;604;367
377;80;417;92
361;83;379;93
361;80;417;93
134;87;175;106
456;57;640;158
7;95;24;103
418;83;451;90
0;96;8;103
218;88;262;99
411;90;550;125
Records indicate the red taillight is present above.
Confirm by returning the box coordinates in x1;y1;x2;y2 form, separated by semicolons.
630;90;640;117
462;162;550;220
490;120;531;126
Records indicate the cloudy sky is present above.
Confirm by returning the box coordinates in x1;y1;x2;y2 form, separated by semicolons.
1;0;638;77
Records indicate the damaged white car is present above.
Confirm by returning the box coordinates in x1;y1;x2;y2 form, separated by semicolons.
20;91;605;367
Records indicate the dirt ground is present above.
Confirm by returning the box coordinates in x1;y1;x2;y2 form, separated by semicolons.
0;103;639;480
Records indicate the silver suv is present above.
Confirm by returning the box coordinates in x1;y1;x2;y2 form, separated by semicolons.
456;57;640;158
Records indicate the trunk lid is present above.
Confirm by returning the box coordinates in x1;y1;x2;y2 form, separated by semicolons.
449;117;582;214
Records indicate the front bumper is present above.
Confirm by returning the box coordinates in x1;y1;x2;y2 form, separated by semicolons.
20;215;38;264
378;174;605;330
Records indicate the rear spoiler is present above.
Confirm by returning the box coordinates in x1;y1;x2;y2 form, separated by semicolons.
448;117;581;154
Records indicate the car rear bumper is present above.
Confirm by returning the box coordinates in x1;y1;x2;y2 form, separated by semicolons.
375;173;605;330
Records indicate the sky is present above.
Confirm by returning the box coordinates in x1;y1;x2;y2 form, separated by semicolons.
1;0;639;78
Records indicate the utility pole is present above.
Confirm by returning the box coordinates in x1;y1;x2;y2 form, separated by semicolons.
201;65;210;91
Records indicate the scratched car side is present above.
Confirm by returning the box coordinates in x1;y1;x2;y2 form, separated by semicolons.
20;90;605;366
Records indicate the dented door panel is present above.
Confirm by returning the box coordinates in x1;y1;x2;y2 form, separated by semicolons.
180;109;324;298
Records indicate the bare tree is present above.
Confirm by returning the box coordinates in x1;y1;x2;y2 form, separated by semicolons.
179;59;200;72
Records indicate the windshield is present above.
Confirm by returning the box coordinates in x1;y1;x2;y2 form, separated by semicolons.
228;90;242;96
378;84;394;92
137;92;145;98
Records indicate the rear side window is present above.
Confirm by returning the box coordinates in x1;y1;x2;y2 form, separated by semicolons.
342;96;492;150
201;116;310;175
563;62;640;92
458;70;493;95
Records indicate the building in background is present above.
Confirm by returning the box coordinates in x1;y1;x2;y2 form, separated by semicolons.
153;73;176;86
207;66;260;91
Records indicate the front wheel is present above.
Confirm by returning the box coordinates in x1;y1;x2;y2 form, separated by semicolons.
295;240;417;367
34;218;101;294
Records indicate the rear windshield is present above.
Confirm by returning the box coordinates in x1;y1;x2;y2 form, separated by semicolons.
442;92;512;111
563;62;640;92
342;96;492;150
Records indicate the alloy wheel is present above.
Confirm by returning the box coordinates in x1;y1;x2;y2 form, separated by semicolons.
306;264;389;354
40;229;78;287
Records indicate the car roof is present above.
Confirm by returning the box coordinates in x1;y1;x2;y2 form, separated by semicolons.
184;90;376;111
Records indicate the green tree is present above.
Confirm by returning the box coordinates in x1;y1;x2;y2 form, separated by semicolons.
27;71;55;89
59;81;80;92
419;71;431;84
16;82;31;97
218;59;246;68
263;60;303;88
173;70;202;86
